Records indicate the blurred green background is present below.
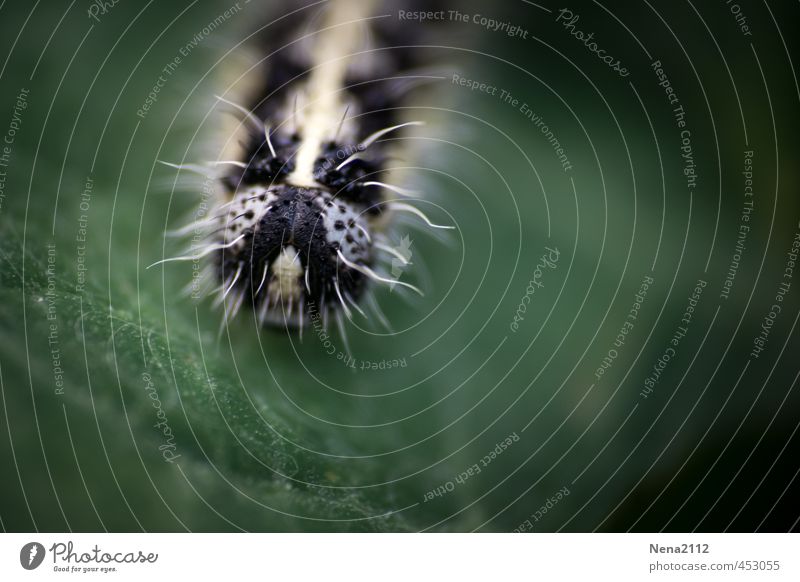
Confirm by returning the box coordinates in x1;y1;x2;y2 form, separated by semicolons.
1;0;798;532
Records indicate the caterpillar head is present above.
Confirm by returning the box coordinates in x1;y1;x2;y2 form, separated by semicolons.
216;184;373;327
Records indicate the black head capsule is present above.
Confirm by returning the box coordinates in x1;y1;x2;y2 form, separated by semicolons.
217;184;372;327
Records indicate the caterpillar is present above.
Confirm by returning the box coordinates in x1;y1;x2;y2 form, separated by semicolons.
155;0;452;334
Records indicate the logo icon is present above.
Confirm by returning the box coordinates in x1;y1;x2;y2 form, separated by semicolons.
20;542;45;570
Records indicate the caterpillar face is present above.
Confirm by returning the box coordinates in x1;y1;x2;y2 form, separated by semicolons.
155;0;451;330
216;183;372;327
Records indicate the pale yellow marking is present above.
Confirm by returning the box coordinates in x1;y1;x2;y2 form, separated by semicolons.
287;0;375;188
268;245;304;302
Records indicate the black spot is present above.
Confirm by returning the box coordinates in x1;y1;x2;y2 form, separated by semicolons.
345;234;354;244
334;220;345;231
225;151;294;189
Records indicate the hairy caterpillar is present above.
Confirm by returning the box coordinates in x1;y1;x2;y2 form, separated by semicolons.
155;0;451;334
